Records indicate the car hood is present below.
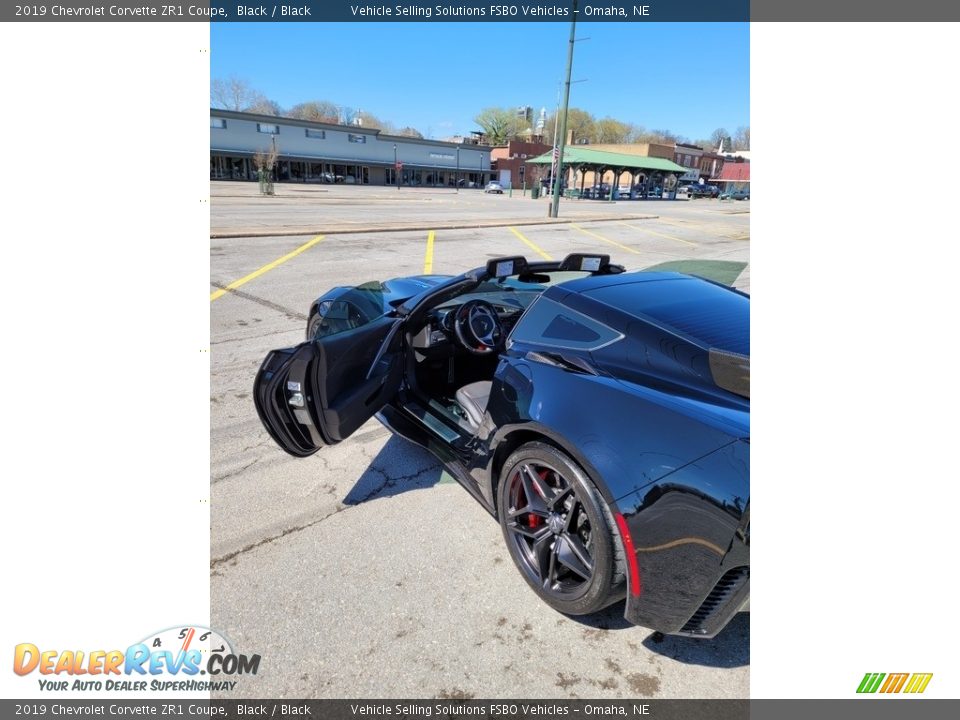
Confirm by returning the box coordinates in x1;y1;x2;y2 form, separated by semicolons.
323;274;453;317
377;275;453;306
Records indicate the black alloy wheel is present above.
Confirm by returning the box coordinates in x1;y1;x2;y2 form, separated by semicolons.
498;442;624;616
306;312;321;341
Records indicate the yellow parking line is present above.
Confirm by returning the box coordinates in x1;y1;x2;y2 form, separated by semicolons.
210;235;324;302
657;216;746;239
424;230;435;274
508;226;552;260
570;224;640;255
620;222;698;247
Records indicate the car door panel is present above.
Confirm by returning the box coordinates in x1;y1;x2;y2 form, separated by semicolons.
254;316;403;457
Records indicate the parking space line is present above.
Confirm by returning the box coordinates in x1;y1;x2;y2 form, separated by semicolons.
570;224;640;255
210;234;324;302
424;230;435;274
508;226;552;260
620;222;698;247
656;216;746;239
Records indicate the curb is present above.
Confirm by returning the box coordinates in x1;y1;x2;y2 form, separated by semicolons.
210;214;660;239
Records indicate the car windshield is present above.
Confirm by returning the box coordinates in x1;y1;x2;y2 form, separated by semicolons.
435;271;591;310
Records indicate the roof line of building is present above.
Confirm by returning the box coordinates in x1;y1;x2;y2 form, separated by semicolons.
210;108;481;150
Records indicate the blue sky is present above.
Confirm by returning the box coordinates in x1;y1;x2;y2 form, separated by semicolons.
211;22;748;142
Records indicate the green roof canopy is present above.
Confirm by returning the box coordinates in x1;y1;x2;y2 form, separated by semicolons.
527;146;687;173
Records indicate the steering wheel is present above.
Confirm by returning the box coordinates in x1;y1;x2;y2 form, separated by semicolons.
453;299;505;355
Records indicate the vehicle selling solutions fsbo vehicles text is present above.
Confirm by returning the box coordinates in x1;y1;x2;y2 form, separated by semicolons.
350;5;573;17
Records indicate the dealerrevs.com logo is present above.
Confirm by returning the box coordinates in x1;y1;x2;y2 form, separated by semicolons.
13;626;260;692
857;673;933;694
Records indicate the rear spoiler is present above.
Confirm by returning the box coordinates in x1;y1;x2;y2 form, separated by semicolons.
709;349;750;399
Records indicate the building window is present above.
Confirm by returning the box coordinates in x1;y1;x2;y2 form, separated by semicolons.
210;117;226;129
305;129;325;139
348;134;366;144
257;123;279;134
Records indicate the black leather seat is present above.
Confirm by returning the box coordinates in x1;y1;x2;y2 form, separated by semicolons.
455;381;492;431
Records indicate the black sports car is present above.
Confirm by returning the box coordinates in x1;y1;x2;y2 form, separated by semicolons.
254;254;750;638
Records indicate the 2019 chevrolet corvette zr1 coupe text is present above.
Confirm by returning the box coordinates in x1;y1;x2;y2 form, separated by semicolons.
254;254;749;637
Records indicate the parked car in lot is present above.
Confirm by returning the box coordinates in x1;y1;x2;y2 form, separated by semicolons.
721;188;750;200
484;181;504;194
615;187;634;200
581;184;611;199
254;253;750;638
689;184;719;198
646;187;662;199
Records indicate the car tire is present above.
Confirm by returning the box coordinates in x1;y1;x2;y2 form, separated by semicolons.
306;312;321;341
498;441;625;616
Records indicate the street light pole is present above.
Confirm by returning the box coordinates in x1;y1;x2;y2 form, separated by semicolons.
456;147;460;193
394;144;399;191
550;0;578;219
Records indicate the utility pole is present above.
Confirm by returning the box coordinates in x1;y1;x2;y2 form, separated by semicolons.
550;81;561;195
550;0;577;219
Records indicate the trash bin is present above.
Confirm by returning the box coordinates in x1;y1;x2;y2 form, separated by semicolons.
531;186;540;200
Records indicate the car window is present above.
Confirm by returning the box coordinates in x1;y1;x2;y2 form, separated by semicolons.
509;296;623;351
312;300;370;339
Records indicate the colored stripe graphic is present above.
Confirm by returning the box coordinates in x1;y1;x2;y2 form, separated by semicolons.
904;673;933;694
857;672;932;694
856;673;885;693
880;673;908;693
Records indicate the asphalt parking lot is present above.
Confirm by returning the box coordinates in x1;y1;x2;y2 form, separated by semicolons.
209;183;750;699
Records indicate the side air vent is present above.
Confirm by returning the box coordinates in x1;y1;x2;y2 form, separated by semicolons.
680;566;749;635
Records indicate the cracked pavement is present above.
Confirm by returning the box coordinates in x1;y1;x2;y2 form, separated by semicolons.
210;186;749;698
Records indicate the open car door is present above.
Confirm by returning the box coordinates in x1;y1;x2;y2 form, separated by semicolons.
254;315;404;457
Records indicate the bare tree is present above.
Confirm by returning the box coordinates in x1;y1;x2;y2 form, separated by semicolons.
396;127;424;139
710;127;732;151
286;100;339;123
244;95;282;116
625;123;648;143
211;76;260;111
252;145;278;173
650;128;679;143
355;110;395;133
733;126;750;150
252;143;279;195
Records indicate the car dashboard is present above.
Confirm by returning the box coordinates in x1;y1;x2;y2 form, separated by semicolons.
410;302;525;351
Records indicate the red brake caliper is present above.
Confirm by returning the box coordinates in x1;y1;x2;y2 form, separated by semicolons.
526;469;550;529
